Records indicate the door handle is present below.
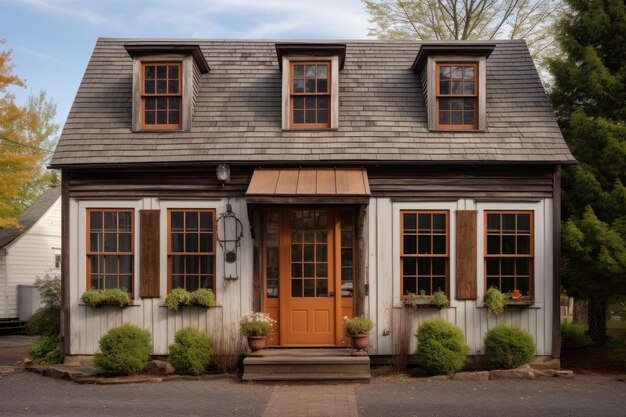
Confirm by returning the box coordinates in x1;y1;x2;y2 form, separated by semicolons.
329;291;335;297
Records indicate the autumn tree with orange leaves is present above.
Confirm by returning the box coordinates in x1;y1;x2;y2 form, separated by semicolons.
0;40;59;229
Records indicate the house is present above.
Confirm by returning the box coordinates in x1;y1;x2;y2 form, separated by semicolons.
0;187;62;321
49;38;574;365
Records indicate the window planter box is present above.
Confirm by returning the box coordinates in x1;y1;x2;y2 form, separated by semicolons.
402;297;448;309
505;298;534;307
79;303;139;308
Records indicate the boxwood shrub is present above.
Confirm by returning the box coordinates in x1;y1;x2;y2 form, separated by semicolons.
415;318;469;375
94;324;151;375
169;327;213;375
484;324;535;369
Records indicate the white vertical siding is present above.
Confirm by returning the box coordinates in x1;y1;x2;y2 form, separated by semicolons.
68;197;252;355
1;198;61;319
366;197;554;357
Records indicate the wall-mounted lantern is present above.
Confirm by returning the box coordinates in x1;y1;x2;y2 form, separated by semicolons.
216;163;231;184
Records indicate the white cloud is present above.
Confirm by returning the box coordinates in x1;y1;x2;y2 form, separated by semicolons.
16;45;67;66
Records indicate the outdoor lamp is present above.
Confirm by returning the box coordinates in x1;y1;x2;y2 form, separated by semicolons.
216;163;231;184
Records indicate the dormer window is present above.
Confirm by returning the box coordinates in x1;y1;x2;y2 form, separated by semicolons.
436;63;478;129
290;62;330;128
124;43;210;132
141;62;182;129
412;43;494;132
276;43;345;130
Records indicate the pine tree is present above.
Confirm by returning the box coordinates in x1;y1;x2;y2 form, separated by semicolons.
549;0;626;344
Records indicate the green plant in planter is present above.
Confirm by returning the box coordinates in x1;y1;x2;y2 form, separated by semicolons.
344;315;374;336
191;288;216;308
430;291;449;309
240;312;275;337
169;327;213;375
81;288;132;307
165;288;194;310
485;287;507;316
483;324;535;369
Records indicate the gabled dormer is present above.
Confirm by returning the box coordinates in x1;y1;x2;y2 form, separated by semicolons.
275;43;346;130
412;42;495;132
124;43;210;132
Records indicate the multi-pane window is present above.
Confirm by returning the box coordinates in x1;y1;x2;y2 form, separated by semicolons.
485;211;533;297
436;63;478;129
141;62;182;129
168;209;216;292
265;211;279;298
290;210;329;297
290;62;330;128
401;211;449;296
340;210;355;298
87;209;134;293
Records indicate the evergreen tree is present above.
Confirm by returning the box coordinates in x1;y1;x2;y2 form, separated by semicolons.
549;0;626;344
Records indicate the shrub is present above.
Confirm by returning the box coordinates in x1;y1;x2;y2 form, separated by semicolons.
165;288;194;310
27;335;61;364
81;289;131;307
27;306;60;336
485;287;507;316
169;327;213;375
94;324;151;375
240;312;275;337
344;315;374;336
191;288;216;307
484;324;535;369
414;318;468;375
561;321;593;349
431;291;449;308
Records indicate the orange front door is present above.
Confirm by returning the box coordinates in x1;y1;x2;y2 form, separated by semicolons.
280;208;336;345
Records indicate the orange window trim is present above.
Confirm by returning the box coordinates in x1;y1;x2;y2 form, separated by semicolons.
166;209;216;293
435;62;478;130
289;61;331;129
140;62;182;130
483;210;535;297
400;210;450;298
86;208;135;296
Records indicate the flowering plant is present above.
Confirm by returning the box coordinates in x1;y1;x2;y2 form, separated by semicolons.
344;315;373;336
240;312;276;337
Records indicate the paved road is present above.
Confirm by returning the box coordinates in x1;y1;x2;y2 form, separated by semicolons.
356;374;626;417
0;371;625;417
0;335;36;366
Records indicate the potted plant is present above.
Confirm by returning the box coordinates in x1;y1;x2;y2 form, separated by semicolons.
164;288;216;311
485;287;507;316
240;312;275;351
81;288;132;308
430;290;449;309
344;315;373;353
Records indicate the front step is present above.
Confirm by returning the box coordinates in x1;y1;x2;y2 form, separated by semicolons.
242;348;370;384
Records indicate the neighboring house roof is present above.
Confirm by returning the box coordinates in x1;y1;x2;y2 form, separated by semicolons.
49;38;575;167
0;187;61;249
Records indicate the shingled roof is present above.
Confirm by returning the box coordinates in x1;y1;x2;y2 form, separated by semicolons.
49;38;574;167
0;187;61;249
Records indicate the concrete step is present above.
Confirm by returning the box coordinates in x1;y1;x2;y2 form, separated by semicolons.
242;347;371;383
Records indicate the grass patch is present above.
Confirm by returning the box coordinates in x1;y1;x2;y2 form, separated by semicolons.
607;320;626;330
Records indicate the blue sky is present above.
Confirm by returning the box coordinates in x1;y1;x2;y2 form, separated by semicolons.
1;0;370;128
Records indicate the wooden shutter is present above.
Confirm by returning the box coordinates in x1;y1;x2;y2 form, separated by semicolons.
456;210;477;300
140;209;160;298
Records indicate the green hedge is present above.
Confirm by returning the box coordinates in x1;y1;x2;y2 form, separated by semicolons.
484;324;535;369
94;324;151;375
169;327;213;375
415;318;469;375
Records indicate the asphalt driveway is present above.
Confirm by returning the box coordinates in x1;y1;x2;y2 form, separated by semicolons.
0;371;625;417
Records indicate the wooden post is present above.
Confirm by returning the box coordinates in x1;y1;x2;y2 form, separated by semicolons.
60;170;70;356
552;166;562;358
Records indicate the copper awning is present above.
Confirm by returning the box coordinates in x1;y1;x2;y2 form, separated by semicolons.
245;168;370;204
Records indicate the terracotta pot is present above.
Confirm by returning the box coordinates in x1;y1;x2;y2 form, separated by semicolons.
247;335;267;352
350;332;369;351
512;289;521;299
